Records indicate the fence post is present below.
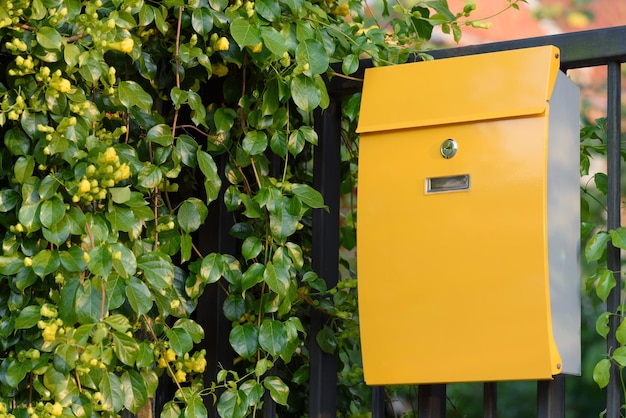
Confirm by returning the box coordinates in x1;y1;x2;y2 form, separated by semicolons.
537;376;565;418
418;384;447;418
606;60;622;418
309;97;342;417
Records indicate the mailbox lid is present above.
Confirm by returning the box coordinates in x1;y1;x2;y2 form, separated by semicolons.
356;45;560;133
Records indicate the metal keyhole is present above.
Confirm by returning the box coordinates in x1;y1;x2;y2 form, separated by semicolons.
440;139;458;159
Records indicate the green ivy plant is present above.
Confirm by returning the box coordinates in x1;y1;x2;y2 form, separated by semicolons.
0;0;524;416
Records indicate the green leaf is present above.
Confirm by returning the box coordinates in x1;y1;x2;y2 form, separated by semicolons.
263;376;289;406
256;0;280;21
0;189;19;212
230;16;261;48
32;249;60;278
192;7;214;35
290;75;321;113
610;227;626;249
121;370;148;414
315;325;337;354
0;256;23;275
173;318;204;343
111;243;137;278
263;261;290;298
217;390;249;418
138;253;175;289
229;323;258;358
296;39;329;76
242;236;262;261
200;253;224;284
596;311;610;339
259;320;288;358
4;128;31;156
37;26;63;50
260;26;287;56
342;54;359;75
39;195;65;228
54;343;79;373
5;359;30;387
15;305;41;330
109;186;131;204
585;231;611;262
14;155;35;184
269;197;299;242
137;163;163;189
118;81;153;111
88;245;112;278
146;124;173;146
127;276;153;315
214;108;237;133
291;184;325;208
241;263;265;292
75;281;104;324
112;331;140;366
617;320;626;345
197;150;221;203
166;328;194;356
101;372;124;413
242;131;268;156
593;359;611;388
178;197;208;233
596;269;616;302
614;347;626;367
105;314;131;333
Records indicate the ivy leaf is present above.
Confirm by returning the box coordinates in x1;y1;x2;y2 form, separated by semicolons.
54;343;78;373
15;305;41;330
263;376;289;406
200;253;224;284
269;197;299;242
342;54;359;75
614;347;626;367
263;261;290;298
113;331;139;366
596;269;616;302
241;263;265;292
5;359;30;388
260;26;287;56
146;124;173;146
121;370;148;414
36;26;62;50
217;390;249;418
197;150;221;203
617;320;626;345
229;323;258;359
0;189;19;212
596;311;610;339
259;320;288;358
137;163;163;189
291;184;325;209
585;231;610;262
32;249;60;278
111;243;137;279
4;128;30;156
127;276;153;316
295;39;329;76
118;81;153;111
105;314;131;333
75;281;104;324
166;328;193;356
138;253;175;289
88;245;113;278
315;325;337;354
230;16;261;48
191;7;214;35
184;395;208;418
593;359;611;389
256;0;280;21
610;227;626;249
101;372;124;413
242;131;268;156
290;75;321;113
242;236;262;261
178;197;208;233
173;318;205;343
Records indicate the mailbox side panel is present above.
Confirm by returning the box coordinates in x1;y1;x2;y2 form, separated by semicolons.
358;116;557;385
547;72;581;375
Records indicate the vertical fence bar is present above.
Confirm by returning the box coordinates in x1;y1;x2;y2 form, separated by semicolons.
309;97;341;417
483;382;497;418
371;386;385;418
537;375;565;418
418;384;447;418
606;60;623;418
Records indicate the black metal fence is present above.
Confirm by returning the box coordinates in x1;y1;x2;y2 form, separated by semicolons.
197;25;626;417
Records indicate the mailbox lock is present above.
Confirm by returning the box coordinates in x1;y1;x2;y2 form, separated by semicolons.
440;139;457;159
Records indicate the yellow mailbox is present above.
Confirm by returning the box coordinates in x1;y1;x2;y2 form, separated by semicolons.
356;46;580;385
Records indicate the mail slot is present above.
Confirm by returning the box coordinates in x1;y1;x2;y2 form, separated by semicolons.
356;46;580;385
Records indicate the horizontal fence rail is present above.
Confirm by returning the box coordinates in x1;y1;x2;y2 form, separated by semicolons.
318;25;626;418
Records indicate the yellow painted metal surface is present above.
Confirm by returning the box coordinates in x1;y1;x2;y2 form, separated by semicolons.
356;46;573;385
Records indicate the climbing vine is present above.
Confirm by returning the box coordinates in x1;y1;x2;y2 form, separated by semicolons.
0;0;525;416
